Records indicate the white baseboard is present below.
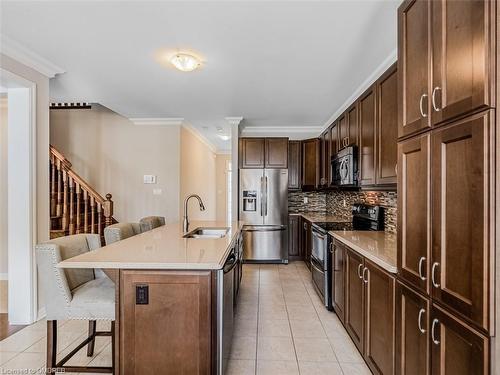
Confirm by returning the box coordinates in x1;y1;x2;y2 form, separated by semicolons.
0;273;7;281
37;307;46;321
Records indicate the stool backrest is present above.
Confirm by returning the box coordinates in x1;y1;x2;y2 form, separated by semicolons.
104;222;140;245
139;216;166;232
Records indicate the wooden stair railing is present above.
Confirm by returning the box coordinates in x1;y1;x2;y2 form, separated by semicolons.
49;145;115;240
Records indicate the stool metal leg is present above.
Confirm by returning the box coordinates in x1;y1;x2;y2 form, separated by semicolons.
46;320;57;371
87;320;97;356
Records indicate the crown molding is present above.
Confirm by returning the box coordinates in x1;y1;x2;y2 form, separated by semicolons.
241;125;323;138
129;117;184;126
0;34;65;78
321;48;397;132
182;122;217;154
225;117;243;127
216;150;231;155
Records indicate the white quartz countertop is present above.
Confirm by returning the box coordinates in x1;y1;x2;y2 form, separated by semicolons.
58;220;243;270
329;231;397;273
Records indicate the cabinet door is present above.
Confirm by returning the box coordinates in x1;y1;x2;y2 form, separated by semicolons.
305;220;312;267
430;304;489;375
319;131;328;187
364;260;396;375
338;114;348;149
431;111;492;330
329;123;339;186
324;128;331;186
265;138;288;168
345;248;364;352
332;242;346;323
377;64;398;185
395;282;430;375
120;270;212;375
288;141;302;190
359;85;377;186
397;133;430;294
240;138;265;168
288;215;300;258
431;0;494;125
302;138;320;190
398;0;431;138
347;103;359;147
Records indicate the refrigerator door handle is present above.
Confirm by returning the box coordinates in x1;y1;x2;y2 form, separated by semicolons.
264;176;268;217
260;176;265;217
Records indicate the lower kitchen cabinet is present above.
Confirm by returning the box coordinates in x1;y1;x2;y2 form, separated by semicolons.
364;260;395;375
302;218;312;269
288;214;303;260
345;248;365;352
332;242;346;323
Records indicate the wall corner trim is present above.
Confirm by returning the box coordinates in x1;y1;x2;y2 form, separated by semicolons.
225;117;243;127
182;122;217;154
129;117;184;126
0;34;65;78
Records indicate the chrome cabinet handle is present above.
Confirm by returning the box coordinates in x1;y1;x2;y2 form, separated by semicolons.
431;262;440;288
330;243;334;254
357;263;363;279
431;319;440;345
418;308;426;333
432;86;441;112
419;93;428;118
362;267;369;284
418;257;427;280
303;222;307;230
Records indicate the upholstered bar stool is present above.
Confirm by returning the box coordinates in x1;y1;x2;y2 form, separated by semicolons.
139;215;166;232
104;222;141;245
36;234;115;373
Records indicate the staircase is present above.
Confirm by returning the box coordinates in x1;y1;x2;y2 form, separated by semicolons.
49;145;115;240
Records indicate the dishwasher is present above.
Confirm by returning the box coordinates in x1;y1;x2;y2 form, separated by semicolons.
217;247;237;374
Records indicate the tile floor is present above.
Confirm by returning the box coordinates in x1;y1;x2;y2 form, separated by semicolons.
0;261;371;374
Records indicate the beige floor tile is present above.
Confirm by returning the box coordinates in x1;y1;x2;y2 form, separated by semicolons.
258;319;291;337
226;359;256;375
289;319;326;338
230;336;257;360
286;304;318;321
0;352;18;366
256;359;299;375
258;304;288;320
293;338;336;362
284;292;312;305
0;327;46;352
339;362;372;375
0;351;45;371
298;361;343;375
25;329;84;354
235;303;258;321
329;338;364;363
257;336;296;361
239;290;259;304
87;344;112;367
259;293;285;306
234;318;258;337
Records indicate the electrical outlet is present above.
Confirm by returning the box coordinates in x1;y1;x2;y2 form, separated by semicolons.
153;188;162;195
143;175;157;184
343;199;346;207
303;197;309;204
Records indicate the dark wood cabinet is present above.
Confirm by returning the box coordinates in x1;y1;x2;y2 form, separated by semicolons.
265;138;288;168
330;122;339;163
239;138;265;168
338;113;348;149
302;138;320;190
346;103;359;148
320;129;332;187
288;141;302;190
359;85;377;186
430;0;494;126
288;214;302;259
395;281;430;375
398;0;431;138
397;133;430;295
120;270;212;375
332;242;346;323
302;218;312;269
364;260;396;375
377;64;398;185
345;248;364;352
431;111;493;331
430;304;489;375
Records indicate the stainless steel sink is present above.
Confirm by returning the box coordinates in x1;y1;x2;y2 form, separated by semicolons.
183;227;230;239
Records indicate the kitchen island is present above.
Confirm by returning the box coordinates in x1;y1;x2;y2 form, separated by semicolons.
58;220;244;375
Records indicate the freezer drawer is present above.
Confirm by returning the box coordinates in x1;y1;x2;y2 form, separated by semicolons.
242;226;288;262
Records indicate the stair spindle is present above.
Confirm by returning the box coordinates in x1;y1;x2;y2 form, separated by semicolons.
68;176;75;235
56;160;63;217
75;183;81;234
90;196;96;234
62;169;69;232
97;203;103;238
50;155;56;217
83;190;89;233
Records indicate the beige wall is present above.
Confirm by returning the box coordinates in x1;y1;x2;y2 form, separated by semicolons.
0;96;7;277
215;154;230;222
180;126;217;221
50;105;181;223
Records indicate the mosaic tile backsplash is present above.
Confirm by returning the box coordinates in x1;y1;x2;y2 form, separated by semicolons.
288;190;397;234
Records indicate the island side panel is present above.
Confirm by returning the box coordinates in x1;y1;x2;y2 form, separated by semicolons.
102;269;120;375
119;270;213;375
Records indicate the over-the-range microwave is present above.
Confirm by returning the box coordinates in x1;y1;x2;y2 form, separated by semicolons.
332;145;358;186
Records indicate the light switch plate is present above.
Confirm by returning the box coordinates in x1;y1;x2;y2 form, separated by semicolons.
143;175;157;184
153;189;162;195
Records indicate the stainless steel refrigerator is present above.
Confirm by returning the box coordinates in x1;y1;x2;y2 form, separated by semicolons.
239;169;288;263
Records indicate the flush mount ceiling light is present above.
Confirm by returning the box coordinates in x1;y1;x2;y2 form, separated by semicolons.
218;134;231;141
170;53;201;72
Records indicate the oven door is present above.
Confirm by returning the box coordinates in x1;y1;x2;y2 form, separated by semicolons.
311;256;326;302
311;226;327;266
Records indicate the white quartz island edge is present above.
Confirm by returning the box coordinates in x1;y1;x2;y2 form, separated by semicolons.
57;220;244;270
330;230;397;274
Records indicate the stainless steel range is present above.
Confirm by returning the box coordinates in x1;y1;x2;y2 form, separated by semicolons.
311;204;384;310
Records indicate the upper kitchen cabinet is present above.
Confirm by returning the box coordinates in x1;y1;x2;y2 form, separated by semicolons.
330;121;339;160
265;138;288;168
239;137;288;169
288;140;302;190
302;138;320;190
358;85;377;186
339;103;359;149
376;64;398;185
430;0;495;126
398;0;431;138
319;129;332;187
431;110;493;331
240;138;265;168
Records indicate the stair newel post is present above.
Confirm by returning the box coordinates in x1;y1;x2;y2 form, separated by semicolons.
83;190;89;233
56;159;63;217
50;154;56;217
103;193;114;228
62;169;69;232
68;176;75;235
75;182;81;234
90;196;96;234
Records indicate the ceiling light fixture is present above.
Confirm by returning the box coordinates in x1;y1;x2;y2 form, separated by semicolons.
218;134;231;141
170;53;201;72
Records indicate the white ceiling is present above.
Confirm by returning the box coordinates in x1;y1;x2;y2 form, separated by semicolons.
0;1;400;152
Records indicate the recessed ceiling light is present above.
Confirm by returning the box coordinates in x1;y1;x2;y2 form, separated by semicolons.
218;134;231;141
170;53;201;72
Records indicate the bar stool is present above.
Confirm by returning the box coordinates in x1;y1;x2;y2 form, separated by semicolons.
104;222;141;245
139;216;166;232
36;234;115;373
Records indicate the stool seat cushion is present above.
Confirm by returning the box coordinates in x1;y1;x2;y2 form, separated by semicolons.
68;276;115;321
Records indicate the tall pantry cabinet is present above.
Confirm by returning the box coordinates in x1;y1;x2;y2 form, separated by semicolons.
396;0;497;374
